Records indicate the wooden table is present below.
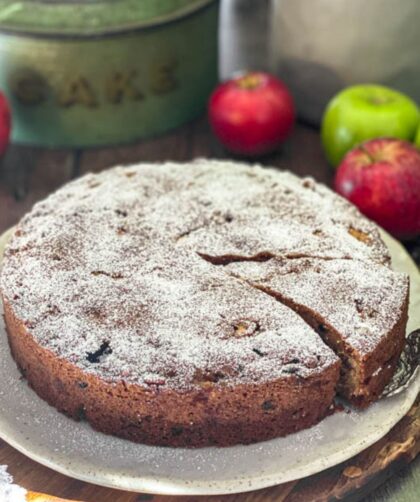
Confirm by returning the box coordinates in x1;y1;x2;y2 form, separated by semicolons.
0;116;419;501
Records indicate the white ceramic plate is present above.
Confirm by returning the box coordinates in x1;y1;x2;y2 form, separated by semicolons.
0;228;419;496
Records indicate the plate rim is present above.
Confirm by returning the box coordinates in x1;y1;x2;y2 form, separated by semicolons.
0;377;418;496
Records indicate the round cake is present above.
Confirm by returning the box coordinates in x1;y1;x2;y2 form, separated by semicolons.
0;160;409;447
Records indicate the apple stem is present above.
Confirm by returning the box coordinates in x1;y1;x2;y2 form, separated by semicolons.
359;144;376;163
235;73;263;90
368;96;394;105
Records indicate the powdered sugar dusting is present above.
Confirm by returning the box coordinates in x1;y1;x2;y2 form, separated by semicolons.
0;465;27;502
225;258;409;354
0;160;407;389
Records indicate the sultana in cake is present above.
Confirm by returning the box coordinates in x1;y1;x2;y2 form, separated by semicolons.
0;160;409;447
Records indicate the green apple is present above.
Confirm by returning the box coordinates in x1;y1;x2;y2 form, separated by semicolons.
321;84;420;166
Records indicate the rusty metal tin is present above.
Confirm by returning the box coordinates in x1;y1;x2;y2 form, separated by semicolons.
0;0;219;147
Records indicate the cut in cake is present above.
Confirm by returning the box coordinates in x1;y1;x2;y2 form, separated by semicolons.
0;160;409;447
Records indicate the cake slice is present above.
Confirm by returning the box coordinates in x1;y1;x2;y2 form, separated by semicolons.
223;257;409;407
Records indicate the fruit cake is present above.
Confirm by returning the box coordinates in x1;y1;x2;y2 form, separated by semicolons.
0;160;409;447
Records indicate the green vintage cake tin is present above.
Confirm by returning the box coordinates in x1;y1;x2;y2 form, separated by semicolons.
0;0;219;147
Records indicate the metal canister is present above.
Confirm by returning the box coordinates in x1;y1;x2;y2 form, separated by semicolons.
0;0;219;147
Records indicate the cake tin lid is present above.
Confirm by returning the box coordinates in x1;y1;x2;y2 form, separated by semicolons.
0;0;217;37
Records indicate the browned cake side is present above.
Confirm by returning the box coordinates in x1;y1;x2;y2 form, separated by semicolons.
4;297;340;447
0;160;410;447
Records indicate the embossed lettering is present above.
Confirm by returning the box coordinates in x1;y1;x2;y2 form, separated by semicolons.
58;77;97;108
10;56;181;110
150;57;178;95
105;70;144;103
10;73;47;105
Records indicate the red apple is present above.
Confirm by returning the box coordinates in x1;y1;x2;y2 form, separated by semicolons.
208;72;295;156
335;138;420;239
0;91;11;156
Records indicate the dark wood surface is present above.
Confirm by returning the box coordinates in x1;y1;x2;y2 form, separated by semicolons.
0;116;419;502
